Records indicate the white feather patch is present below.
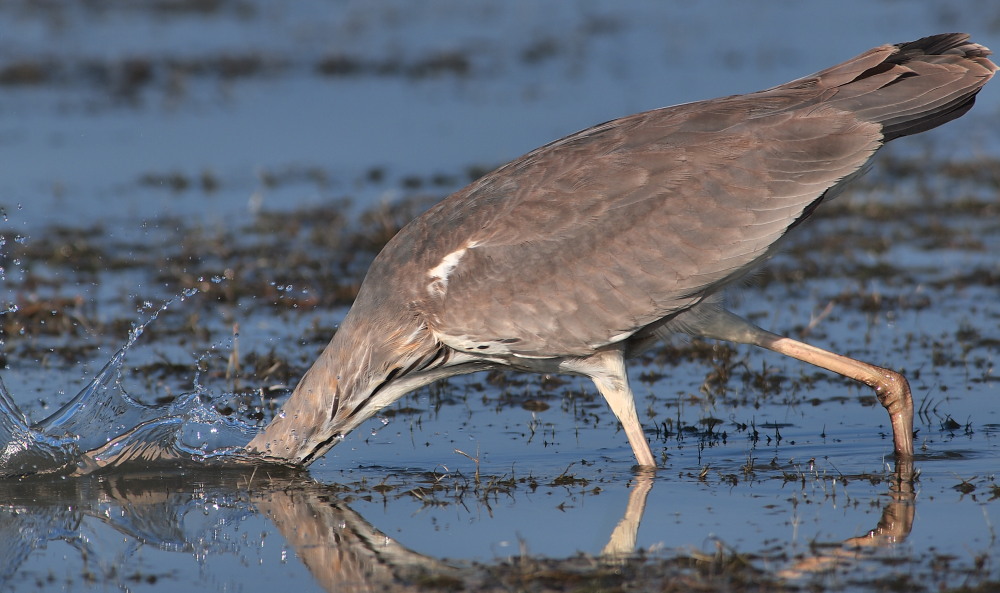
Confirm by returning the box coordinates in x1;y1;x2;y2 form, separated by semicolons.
426;241;479;297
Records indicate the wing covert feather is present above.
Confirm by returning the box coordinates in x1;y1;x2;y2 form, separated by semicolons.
358;34;993;358
407;105;881;357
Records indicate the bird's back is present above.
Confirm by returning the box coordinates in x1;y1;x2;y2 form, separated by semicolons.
359;33;995;359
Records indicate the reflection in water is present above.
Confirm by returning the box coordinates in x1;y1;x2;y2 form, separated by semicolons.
601;470;654;559
0;470;266;587
779;461;915;579
256;484;457;592
0;463;915;591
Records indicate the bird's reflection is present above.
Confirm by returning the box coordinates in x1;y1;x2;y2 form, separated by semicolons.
778;460;915;579
254;483;456;592
601;469;655;559
0;461;915;591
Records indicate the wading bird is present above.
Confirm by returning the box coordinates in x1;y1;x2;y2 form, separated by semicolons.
247;34;996;468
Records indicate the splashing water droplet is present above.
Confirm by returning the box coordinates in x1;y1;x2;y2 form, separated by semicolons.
0;287;265;476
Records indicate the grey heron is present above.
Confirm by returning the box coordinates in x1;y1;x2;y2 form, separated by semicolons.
247;33;996;468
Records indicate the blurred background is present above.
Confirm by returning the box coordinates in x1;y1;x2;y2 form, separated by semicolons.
1;0;997;228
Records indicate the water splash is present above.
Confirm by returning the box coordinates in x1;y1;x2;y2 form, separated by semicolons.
0;292;262;478
0;375;78;476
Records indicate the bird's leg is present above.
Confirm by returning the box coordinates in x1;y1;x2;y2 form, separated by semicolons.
753;333;914;458
676;307;914;459
565;349;657;467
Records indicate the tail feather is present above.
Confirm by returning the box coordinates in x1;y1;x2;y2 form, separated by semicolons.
796;33;996;142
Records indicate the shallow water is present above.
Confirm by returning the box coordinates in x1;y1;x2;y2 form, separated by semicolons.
1;1;999;591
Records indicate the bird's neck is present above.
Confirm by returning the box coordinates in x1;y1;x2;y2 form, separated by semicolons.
246;310;438;464
245;336;345;463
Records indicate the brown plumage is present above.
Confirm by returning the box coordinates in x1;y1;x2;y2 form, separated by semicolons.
247;33;996;468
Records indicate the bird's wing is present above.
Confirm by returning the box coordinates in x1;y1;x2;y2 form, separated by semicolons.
391;35;992;358
411;102;881;357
